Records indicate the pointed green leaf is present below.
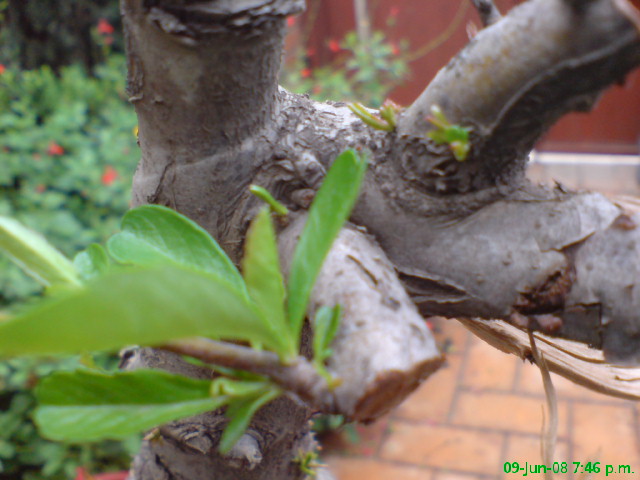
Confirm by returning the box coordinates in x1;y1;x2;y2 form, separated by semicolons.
107;205;246;295
211;378;272;398
0;216;80;287
218;387;281;454
242;207;293;357
249;186;289;216
34;370;224;442
287;150;367;342
73;244;109;281
313;305;341;364
0;265;286;357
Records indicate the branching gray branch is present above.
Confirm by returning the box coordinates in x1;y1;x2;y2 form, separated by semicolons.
396;0;640;195
162;338;337;413
469;0;502;26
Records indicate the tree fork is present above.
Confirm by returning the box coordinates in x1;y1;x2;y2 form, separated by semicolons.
120;0;640;478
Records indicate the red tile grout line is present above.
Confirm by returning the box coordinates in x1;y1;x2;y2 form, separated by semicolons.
431;466;497;480
446;328;474;424
566;399;576;480
386;417;573;442
454;384;638;408
511;356;524;394
374;414;394;459
334;454;498;480
631;404;640;459
497;431;512;480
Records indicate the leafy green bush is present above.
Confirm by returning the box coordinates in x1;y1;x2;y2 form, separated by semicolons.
282;30;409;108
0;356;139;480
0;55;139;479
0;54;138;306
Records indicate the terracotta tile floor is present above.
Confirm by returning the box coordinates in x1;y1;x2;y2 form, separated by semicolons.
322;318;640;480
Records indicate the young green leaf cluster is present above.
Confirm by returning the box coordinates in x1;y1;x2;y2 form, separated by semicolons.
0;150;367;453
426;105;472;162
348;100;401;132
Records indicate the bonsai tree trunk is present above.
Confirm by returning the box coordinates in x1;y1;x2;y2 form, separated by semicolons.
119;0;640;479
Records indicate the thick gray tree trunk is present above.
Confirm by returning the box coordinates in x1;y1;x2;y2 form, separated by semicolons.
120;0;640;478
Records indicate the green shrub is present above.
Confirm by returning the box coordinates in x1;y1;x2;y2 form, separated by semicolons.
0;55;139;479
0;54;138;306
282;30;409;108
0;356;140;480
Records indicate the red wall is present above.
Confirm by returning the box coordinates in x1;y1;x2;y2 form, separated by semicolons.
295;0;640;154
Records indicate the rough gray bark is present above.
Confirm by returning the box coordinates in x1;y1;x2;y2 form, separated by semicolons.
120;0;640;479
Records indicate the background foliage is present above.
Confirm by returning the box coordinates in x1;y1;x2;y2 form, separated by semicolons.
0;54;138;306
0;55;139;479
282;30;409;108
0;0;122;72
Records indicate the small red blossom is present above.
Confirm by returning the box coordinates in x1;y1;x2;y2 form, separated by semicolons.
47;142;64;156
75;468;93;480
328;39;341;53
389;6;400;17
101;166;119;186
35;184;46;193
287;16;296;27
300;68;311;78
391;42;400;55
97;18;115;35
0;64;5;75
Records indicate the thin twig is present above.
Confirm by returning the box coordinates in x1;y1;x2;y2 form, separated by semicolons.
470;0;502;27
161;338;337;412
529;332;558;480
407;0;470;62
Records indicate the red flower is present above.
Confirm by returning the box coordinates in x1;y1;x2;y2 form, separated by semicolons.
287;16;296;27
328;39;341;53
389;6;400;17
35;184;46;193
391;42;400;55
97;19;114;35
101;166;119;186
75;468;93;480
301;68;311;78
0;64;5;75
47;142;64;156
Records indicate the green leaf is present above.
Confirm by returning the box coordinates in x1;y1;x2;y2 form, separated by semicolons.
287;150;367;343
34;370;224;442
0;265;286;357
107;205;246;296
348;103;394;131
442;125;470;144
0;216;81;287
73;244;109;281
249;186;288;216
242;207;294;357
450;140;471;162
312;305;341;364
218;387;281;454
